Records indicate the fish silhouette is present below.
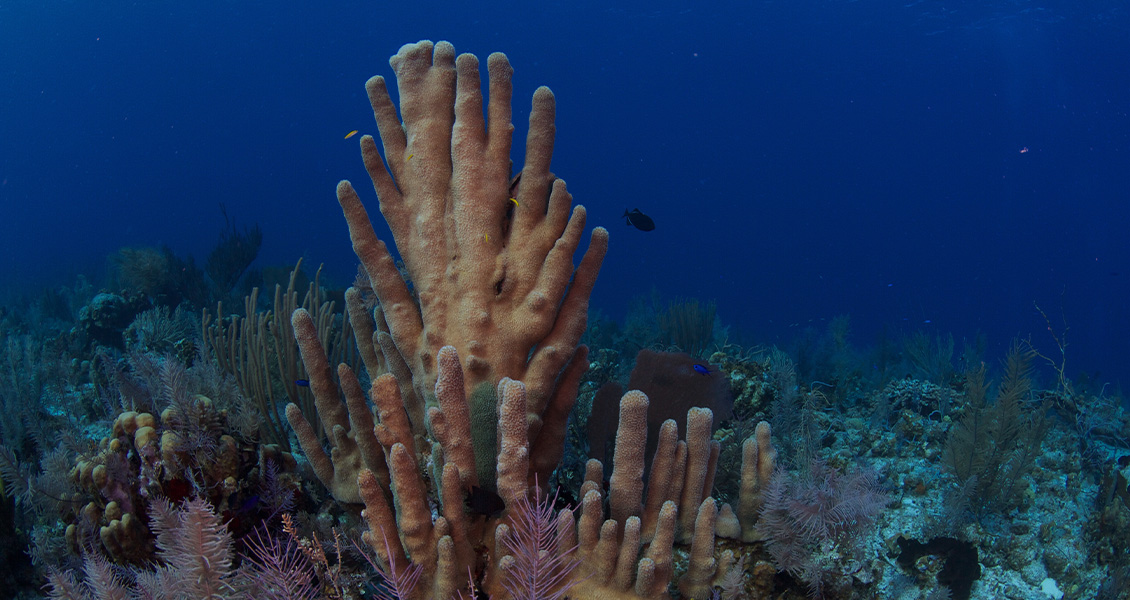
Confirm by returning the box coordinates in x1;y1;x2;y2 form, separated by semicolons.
465;485;507;517
623;208;655;231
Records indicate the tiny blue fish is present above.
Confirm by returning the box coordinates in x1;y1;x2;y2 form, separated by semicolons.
295;379;310;387
693;364;711;375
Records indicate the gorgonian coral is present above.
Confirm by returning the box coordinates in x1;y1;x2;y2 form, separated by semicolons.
756;459;887;597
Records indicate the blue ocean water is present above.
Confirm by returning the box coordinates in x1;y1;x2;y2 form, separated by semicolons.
1;0;1127;387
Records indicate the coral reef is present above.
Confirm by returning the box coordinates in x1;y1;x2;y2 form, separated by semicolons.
2;38;1130;600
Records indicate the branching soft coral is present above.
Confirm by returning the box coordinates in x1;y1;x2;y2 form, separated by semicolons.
241;527;320;600
148;497;237;598
499;489;582;600
756;459;886;597
356;527;423;600
46;497;236;600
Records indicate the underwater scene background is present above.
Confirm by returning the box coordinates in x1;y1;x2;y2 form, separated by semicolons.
1;1;1128;599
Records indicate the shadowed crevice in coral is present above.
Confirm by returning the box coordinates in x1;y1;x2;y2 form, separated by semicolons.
896;535;981;600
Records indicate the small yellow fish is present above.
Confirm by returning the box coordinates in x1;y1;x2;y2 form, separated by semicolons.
485;233;490;242
407;153;414;161
509;198;519;207
344;130;358;139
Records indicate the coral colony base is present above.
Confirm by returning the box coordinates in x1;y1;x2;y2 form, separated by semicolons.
0;40;1128;600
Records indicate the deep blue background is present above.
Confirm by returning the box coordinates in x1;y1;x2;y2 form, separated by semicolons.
2;1;1127;387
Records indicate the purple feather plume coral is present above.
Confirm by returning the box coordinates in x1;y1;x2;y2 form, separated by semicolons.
499;488;583;600
756;459;887;597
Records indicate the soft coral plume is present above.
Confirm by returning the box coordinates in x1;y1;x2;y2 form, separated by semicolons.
355;526;423;600
80;554;130;600
240;526;319;600
500;489;582;600
44;568;87;600
150;496;236;598
45;498;238;600
756;459;887;597
44;555;130;600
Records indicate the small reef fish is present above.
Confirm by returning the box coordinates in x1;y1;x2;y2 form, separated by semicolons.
295;379;310;387
693;364;711;375
344;130;358;139
624;208;655;231
465;485;506;518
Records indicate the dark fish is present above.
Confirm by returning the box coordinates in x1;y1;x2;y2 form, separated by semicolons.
465;485;506;517
693;364;711;375
295;379;310;387
238;494;260;514
623;208;655;231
